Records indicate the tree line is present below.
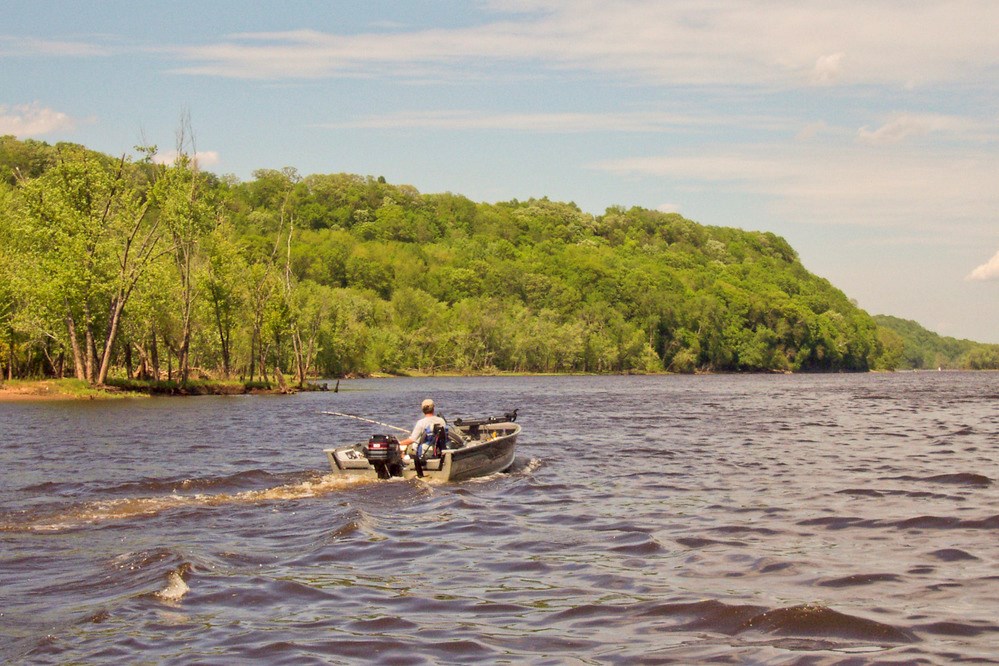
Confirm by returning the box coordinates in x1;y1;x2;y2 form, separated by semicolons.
874;315;999;370
2;135;994;385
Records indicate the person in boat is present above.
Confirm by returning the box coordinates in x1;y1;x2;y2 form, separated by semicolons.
398;398;446;462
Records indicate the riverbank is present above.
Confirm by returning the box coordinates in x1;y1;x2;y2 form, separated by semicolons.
0;378;321;402
0;379;123;401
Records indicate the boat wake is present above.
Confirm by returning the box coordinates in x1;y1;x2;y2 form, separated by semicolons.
0;471;377;533
447;456;542;485
2;455;541;533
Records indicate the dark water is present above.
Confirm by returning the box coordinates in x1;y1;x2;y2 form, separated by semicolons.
1;373;997;664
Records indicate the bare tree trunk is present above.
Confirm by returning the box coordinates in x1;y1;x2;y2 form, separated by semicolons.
260;341;270;383
42;338;59;377
179;317;191;383
275;365;289;394
292;329;305;387
82;302;96;383
90;334;100;379
303;331;316;383
124;338;133;380
212;297;231;379
96;296;127;385
248;333;256;382
150;330;160;380
65;311;86;381
297;308;324;386
133;341;149;380
178;246;193;384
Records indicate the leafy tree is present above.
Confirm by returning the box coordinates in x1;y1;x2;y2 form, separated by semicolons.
0;135;56;185
11;144;165;384
202;220;246;378
151;136;224;383
0;181;16;380
875;315;998;370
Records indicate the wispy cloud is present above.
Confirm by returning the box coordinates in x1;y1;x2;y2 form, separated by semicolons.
967;250;999;281
591;142;999;233
318;109;781;133
163;1;999;87
152;149;221;168
0;36;110;57
857;113;984;145
0;103;77;137
595;153;789;183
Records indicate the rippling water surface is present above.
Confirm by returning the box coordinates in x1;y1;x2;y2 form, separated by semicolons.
1;373;997;664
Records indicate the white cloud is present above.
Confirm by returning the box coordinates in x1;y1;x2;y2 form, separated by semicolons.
152;149;221;168
809;52;845;85
0;103;77;137
858;113;977;145
165;2;999;88
967;250;999;281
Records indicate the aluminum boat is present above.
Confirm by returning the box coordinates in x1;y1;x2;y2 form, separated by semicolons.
324;411;519;482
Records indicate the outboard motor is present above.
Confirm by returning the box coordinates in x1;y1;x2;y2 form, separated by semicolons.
364;434;402;479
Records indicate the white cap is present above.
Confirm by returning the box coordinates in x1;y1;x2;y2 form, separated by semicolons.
421;398;435;411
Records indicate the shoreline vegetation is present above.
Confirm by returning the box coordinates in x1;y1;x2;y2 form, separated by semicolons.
3;136;998;385
3;366;993;402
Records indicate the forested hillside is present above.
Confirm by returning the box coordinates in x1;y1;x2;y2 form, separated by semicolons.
0;136;909;384
874;315;999;370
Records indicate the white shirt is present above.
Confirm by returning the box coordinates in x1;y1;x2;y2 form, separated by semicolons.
409;414;446;443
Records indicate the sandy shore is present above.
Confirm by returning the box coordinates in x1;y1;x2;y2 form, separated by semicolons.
0;382;90;401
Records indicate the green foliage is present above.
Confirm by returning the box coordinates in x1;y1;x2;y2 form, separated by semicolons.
874;315;999;370
6;143;166;383
6;136;979;383
0;135;57;185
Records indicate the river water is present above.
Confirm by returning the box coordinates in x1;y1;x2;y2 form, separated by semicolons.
1;373;997;664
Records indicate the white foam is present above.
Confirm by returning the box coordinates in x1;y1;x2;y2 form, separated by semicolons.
156;569;190;603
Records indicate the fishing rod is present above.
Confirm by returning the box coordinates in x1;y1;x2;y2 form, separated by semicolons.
319;411;409;434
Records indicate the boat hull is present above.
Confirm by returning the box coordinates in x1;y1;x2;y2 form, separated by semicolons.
446;428;518;481
325;419;519;482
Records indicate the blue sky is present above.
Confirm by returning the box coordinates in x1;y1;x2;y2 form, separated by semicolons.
3;0;998;343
